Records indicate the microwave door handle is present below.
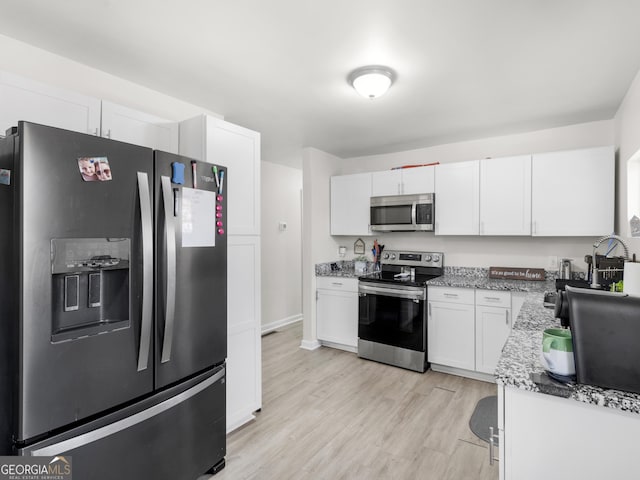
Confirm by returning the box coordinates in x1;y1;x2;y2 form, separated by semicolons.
411;201;417;227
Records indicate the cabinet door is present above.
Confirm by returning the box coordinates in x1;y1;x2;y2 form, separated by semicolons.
427;301;475;370
0;71;100;136
205;117;261;235
330;173;372;236
503;387;640;480
227;236;261;432
371;169;402;196
475;305;511;374
100;101;179;153
531;146;614;236
434;160;480;235
316;289;358;348
401;165;435;194
480;155;531;235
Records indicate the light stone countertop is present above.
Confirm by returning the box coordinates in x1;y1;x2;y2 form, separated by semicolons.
315;261;640;414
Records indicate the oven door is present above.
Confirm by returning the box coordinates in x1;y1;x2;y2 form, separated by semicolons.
358;282;426;352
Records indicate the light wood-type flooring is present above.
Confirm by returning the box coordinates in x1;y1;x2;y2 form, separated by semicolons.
203;323;498;480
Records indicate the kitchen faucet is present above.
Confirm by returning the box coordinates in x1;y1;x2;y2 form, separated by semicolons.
591;234;630;288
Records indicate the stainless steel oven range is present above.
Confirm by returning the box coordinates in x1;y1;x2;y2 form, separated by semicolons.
358;250;443;372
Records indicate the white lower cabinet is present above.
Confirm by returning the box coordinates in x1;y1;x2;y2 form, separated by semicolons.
500;386;640;480
227;236;261;432
428;287;476;370
429;287;524;377
316;277;358;351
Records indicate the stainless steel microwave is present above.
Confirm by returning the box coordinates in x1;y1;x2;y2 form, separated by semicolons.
370;193;435;232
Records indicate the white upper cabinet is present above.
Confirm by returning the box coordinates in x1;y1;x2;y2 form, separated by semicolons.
371;169;402;196
480;155;532;236
371;165;435;196
330;173;373;236
100;101;179;153
435;160;480;235
180;115;261;235
531;146;614;236
0;71;100;136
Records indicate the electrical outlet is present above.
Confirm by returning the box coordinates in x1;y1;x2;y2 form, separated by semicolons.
548;256;558;269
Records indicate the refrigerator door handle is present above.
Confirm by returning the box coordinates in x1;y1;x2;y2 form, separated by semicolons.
160;176;177;363
136;172;153;372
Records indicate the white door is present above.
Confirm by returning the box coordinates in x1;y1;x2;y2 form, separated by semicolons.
100;101;179;153
330;173;372;236
226;236;261;432
531;146;614;236
428;301;475;370
316;290;358;348
480;155;532;235
371;169;402;196
475;305;511;374
205;118;261;235
435;160;480;235
0;71;100;136
401;165;435;194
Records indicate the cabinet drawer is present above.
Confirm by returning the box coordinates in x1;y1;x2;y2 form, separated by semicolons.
316;276;359;293
476;289;511;308
428;286;475;304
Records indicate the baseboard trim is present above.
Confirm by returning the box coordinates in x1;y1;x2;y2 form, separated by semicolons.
300;339;321;351
261;314;303;335
430;364;496;383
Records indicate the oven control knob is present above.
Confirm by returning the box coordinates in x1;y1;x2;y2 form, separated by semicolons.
383;253;389;259
432;254;440;262
390;254;396;260
424;255;432;262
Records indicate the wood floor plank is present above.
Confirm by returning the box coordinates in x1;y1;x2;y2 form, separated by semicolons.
202;323;498;480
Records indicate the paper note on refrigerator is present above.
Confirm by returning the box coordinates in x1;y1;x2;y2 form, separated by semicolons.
181;187;216;247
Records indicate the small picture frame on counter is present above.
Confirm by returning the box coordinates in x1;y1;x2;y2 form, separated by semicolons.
354;238;365;255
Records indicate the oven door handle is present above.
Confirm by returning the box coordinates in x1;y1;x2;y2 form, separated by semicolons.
358;283;426;301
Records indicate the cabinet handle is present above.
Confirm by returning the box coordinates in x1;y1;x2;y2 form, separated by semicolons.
331;282;343;286
489;427;500;465
484;296;501;301
428;302;432;317
444;293;458;298
505;310;509;325
105;129;111;139
92;128;99;136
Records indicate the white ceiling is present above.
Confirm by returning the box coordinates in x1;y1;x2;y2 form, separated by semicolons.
1;0;640;167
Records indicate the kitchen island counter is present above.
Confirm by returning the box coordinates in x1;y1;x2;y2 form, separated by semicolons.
495;291;640;414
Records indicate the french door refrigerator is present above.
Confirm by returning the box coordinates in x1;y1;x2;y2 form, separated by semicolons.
0;122;227;479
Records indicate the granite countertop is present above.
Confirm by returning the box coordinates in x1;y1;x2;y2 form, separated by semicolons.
425;272;553;293
495;292;640;415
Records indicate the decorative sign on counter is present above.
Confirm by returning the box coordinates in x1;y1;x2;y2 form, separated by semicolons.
489;266;545;281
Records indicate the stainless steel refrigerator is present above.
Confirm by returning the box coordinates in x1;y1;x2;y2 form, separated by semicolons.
0;121;227;479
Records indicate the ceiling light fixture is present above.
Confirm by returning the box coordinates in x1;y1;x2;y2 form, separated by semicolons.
348;66;395;99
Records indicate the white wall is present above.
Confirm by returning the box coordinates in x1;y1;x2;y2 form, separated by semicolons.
614;68;640;255
261;161;303;332
301;148;342;348
0;34;220;121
